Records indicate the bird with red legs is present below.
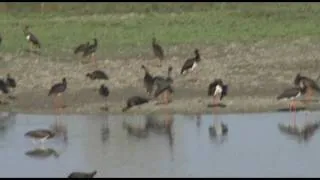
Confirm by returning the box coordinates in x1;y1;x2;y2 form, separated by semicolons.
48;78;67;114
277;80;307;127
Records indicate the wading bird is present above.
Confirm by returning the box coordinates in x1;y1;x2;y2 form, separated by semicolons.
141;65;154;96
180;49;201;75
152;37;164;66
277;81;307;126
24;129;55;145
99;84;109;111
83;38;98;66
86;70;108;80
23;25;41;51
122;96;150;112
48;78;67;112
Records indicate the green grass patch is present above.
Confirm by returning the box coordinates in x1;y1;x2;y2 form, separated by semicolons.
1;2;320;59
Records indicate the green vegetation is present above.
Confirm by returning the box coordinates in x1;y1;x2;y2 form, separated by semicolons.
0;2;320;59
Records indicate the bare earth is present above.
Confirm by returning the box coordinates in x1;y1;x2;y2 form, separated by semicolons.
1;37;320;115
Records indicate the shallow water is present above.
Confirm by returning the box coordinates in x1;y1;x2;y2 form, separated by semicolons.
0;110;319;177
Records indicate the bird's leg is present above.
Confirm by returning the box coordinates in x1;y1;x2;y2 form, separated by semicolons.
292;100;297;127
39;135;49;144
91;53;97;67
164;90;169;105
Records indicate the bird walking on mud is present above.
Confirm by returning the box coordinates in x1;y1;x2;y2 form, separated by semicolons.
86;70;109;80
48;78;67;113
152;37;164;66
141;65;154;96
180;49;201;81
23;25;41;52
6;74;17;99
153;66;174;105
83;38;98;66
99;84;110;111
74;41;90;55
277;80;308;126
122;96;150;112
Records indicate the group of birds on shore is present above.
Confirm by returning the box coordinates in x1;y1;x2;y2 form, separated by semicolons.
0;25;230;113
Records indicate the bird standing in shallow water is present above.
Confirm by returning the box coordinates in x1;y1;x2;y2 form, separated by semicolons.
6;74;17;99
141;65;154;96
122;96;150;112
99;84;109;111
68;170;97;178
86;70;109;80
48;78;67;113
277;80;307;126
152;37;164;66
23;25;41;52
180;49;201;75
24;129;55;145
83;38;98;66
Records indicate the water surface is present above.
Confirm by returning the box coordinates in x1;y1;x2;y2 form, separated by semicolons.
0;111;319;177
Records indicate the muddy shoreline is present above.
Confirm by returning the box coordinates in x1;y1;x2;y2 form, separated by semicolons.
1;39;320;115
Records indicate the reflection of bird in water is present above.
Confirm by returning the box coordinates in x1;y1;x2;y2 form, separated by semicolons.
68;170;97;178
50;116;68;142
196;114;201;128
122;120;149;138
100;117;110;143
208;122;228;137
25;147;60;159
146;113;174;160
278;121;320;143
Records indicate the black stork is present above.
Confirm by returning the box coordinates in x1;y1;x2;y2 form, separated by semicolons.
141;65;154;96
180;49;201;75
68;170;97;178
86;70;109;80
294;73;320;102
277;81;308;126
99;84;109;111
153;66;174;105
6;74;17;99
152;37;164;66
48;78;67;113
24;129;55;145
83;38;98;66
74;41;90;55
23;25;41;51
0;79;9;104
208;79;228;106
122;96;150;112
